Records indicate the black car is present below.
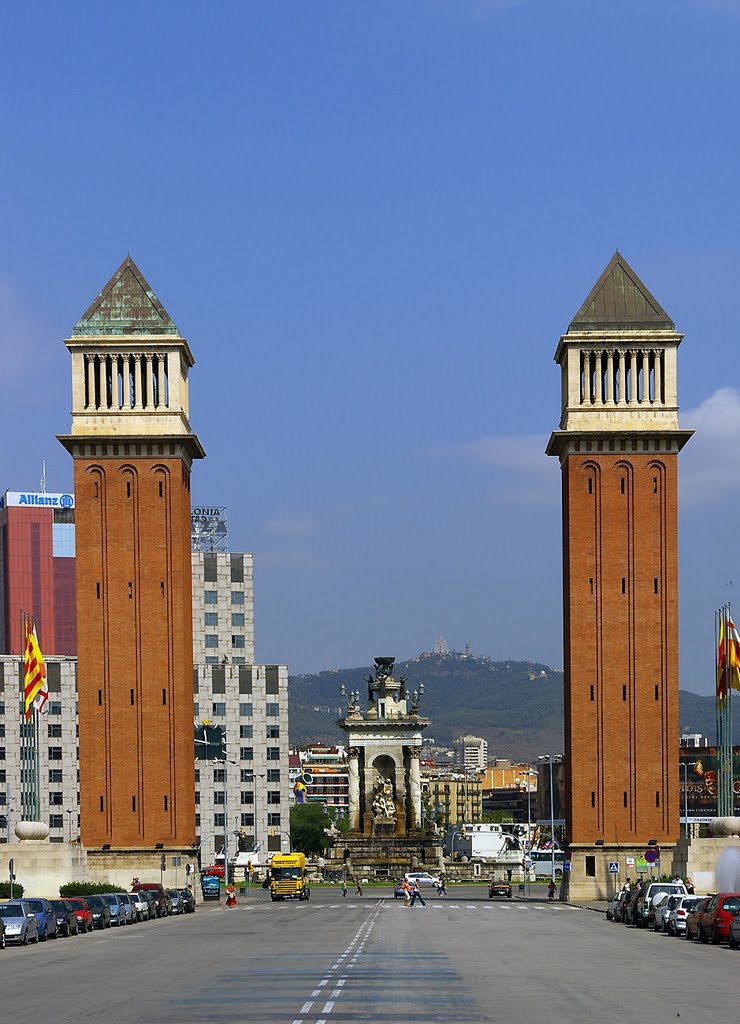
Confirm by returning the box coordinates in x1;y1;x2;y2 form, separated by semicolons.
50;899;79;937
488;881;513;899
84;894;112;929
177;888;196;914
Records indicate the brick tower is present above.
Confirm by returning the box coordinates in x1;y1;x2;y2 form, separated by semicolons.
58;257;204;853
546;253;692;899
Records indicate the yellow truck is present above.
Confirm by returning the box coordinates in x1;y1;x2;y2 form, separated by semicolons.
269;852;311;902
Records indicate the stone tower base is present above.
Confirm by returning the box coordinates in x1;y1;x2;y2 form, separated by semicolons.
330;831;443;881
563;843;676;902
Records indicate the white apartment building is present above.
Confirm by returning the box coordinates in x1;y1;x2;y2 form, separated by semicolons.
453;734;489;771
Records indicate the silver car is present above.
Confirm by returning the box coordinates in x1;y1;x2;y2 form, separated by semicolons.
0;901;39;945
128;891;149;922
116;892;135;925
666;895;702;936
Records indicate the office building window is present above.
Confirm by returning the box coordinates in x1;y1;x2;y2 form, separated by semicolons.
232;657;246;664
49;792;64;806
49;769;63;783
267;813;281;826
47;724;62;738
231;613;245;627
211;703;226;717
211;666;226;694
240;791;254;805
239;703;252;717
230;554;244;583
48;747;62;761
231;591;244;605
265;666;280;694
232;635;245;649
240;814;254;827
238;666;252;694
204;591;218;605
214;791;225;805
49;814;64;829
267;791;281;805
205;635;218;649
240;747;254;761
204;612;218;626
267;747;280;761
214;814;225;828
240;725;253;739
213;769;225;783
267;769;281;783
266;725;280;739
49;702;62;716
206;657;217;665
204;554;218;582
266;703;280;717
240;769;253;782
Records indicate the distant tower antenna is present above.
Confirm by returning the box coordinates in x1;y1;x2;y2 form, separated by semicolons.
40;460;47;493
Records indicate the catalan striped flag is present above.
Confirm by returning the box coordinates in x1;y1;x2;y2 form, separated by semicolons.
726;614;740;693
24;622;49;719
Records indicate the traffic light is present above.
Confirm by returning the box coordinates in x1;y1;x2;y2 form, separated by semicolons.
160;854;167;872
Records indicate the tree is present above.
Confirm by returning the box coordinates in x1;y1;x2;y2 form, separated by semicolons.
290;803;334;856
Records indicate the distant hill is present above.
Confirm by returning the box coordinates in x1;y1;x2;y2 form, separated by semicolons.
288;654;738;762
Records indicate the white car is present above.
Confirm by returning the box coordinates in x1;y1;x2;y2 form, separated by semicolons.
404;872;440;887
666;895;702;936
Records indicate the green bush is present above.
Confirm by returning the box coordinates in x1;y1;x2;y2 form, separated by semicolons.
59;881;127;896
0;881;24;898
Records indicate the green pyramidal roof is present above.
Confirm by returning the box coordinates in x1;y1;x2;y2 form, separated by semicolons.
72;255;180;336
569;252;674;332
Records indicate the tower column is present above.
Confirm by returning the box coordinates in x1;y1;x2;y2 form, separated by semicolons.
653;350;662;405
617;351;626;405
348;747;361;831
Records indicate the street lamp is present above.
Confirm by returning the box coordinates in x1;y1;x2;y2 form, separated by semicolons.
66;807;75;844
681;761;697;840
538;754;562;884
516;768;538;896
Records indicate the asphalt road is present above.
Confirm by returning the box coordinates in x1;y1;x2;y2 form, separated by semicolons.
0;887;736;1024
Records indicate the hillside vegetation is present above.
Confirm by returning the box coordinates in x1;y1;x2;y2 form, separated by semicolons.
289;654;735;762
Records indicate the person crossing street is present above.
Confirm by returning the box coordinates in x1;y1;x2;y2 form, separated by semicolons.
410;878;426;907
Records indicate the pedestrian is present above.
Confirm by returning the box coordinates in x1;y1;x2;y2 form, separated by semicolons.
437;875;447;896
401;878;411;908
686;877;695;895
354;879;363;896
342;879;347;898
547;878;557;901
225;884;237;908
410;878;426;907
622;877;631;892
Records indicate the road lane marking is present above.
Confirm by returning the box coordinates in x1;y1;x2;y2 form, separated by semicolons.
323;1001;335;1012
300;1001;314;1013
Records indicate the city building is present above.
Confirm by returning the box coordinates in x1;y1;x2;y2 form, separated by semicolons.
421;767;482;827
289;745;349;813
0;490;76;657
547;252;692;898
453;734;488;771
192;545;255;665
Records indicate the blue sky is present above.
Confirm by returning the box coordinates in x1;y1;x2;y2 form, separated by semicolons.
1;1;739;692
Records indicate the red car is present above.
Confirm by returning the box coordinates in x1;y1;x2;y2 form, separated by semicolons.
202;863;225;879
685;897;711;940
64;897;94;933
697;892;740;944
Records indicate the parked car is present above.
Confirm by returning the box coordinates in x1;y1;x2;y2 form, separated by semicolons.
50;899;79;937
178;888;196;914
650;891;673;931
667;895;702;937
128;891;149;922
606;892;624;921
131;882;170;918
656;894;682;932
64;897;94;933
729;912;740;949
115;893;135;925
393;881;406;899
404;872;440;887
488;881;512;899
685;897;711;940
0;901;39;945
100;892;126;927
632;882;687;928
139;890;158;919
202;863;225;879
697;892;740;944
165;889;184;915
22;898;58;941
84;894;112;929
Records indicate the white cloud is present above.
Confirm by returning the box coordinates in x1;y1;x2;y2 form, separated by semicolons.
429;432;559;504
680;387;740;503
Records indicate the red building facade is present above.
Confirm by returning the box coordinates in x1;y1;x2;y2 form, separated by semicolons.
0;491;77;656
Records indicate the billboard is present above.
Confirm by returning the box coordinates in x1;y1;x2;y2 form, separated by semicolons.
0;491;75;510
680;747;740;818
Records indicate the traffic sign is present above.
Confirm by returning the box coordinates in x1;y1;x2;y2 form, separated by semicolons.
608;862;620;873
626;856;635;867
563;860;571;872
644;848;659;864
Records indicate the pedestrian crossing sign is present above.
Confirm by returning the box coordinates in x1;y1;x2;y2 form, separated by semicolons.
608;862;620;873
